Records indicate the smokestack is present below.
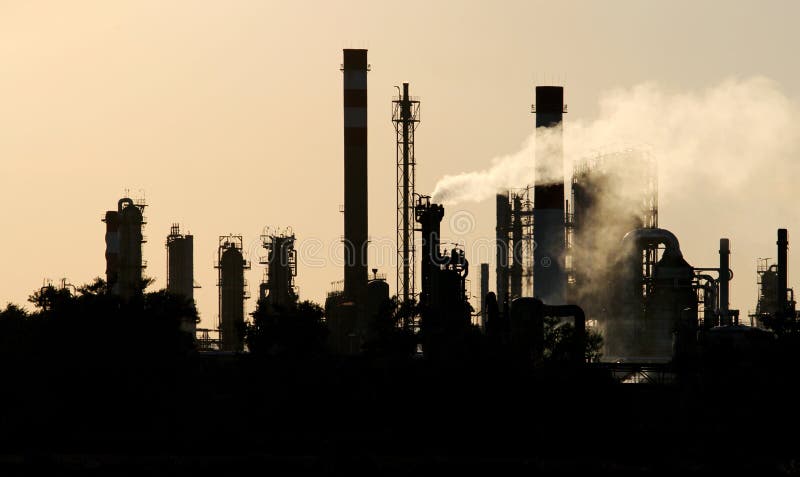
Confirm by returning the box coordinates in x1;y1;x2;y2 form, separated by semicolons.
496;193;511;311
718;238;730;326
533;86;566;304
777;228;788;315
342;49;369;314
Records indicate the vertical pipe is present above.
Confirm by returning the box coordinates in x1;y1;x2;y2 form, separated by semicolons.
401;82;410;304
496;193;510;311
511;195;523;300
480;262;489;329
719;238;730;326
342;49;369;315
778;228;788;315
533;86;566;304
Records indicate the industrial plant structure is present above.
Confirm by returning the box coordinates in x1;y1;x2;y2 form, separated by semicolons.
103;197;146;300
216;235;249;352
393;82;420;304
166;223;196;336
532;86;567;305
327;49;371;354
259;229;297;310
751;229;797;329
415;196;471;357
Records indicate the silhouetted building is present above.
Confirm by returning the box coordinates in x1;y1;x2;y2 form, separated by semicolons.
259;230;297;310
103;197;146;300
216;235;249;352
166;223;196;335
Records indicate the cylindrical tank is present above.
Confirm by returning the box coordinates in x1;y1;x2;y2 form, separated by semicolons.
649;254;697;361
118;200;143;300
219;243;246;352
104;210;120;293
367;278;390;320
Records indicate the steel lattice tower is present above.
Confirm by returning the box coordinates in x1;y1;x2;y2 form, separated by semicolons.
392;83;420;303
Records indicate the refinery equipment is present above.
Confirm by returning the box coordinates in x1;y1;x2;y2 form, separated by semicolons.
495;192;511;311
327;48;372;355
166;224;197;336
510;297;586;366
258;229;298;310
532;86;567;304
751;229;797;330
480;263;489;329
216;235;250;352
566;150;658;341
415;195;471;357
496;188;534;310
610;228;697;361
393;82;420;304
103;197;147;300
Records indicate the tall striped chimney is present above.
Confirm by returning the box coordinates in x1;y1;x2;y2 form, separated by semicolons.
533;86;566;304
342;49;369;312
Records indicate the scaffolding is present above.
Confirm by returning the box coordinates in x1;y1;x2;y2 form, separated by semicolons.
567;149;658;314
392;83;420;304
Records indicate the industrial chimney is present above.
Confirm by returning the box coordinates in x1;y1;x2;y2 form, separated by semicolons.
533;86;566;304
342;49;369;320
777;228;788;317
718;238;730;326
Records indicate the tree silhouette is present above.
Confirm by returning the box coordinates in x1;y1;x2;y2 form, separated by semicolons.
246;299;328;358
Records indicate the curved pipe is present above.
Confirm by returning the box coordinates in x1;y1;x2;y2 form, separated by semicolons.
543;304;586;366
510;297;586;365
118;197;134;213
621;228;683;260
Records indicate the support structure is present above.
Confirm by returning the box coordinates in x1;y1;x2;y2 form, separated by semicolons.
393;82;420;304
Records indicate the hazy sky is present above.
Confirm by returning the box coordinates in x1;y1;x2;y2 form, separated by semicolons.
1;1;799;328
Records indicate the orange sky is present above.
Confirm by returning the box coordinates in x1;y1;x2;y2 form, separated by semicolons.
1;1;799;328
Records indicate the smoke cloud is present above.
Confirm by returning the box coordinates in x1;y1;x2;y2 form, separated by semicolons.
435;76;800;318
432;76;800;206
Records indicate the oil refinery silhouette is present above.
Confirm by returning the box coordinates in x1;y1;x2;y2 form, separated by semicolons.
2;49;800;474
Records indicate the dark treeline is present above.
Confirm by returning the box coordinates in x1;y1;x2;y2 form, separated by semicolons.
0;280;799;474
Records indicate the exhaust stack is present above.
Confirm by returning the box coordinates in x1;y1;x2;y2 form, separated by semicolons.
533;86;566;304
342;49;369;314
719;238;730;325
777;228;788;315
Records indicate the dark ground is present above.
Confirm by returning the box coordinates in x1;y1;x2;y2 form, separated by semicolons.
0;353;797;476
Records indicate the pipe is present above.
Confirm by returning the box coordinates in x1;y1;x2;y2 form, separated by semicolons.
777;229;788;315
510;297;586;365
621;228;683;260
118;197;134;212
719;238;730;325
695;274;717;329
496;193;511;311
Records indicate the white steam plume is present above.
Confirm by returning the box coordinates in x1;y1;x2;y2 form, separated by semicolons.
431;76;800;205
